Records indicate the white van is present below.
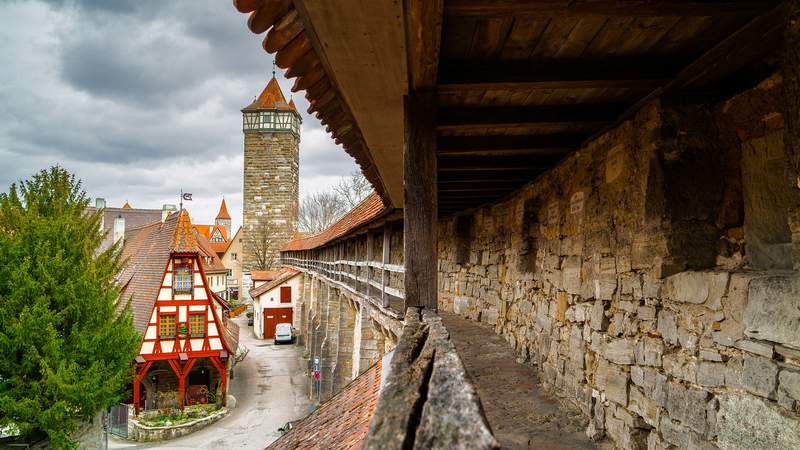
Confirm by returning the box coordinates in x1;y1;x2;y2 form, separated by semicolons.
274;323;293;345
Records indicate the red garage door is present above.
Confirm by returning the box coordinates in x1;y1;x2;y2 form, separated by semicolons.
263;307;293;338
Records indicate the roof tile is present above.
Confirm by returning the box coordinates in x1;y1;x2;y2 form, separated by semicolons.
283;193;388;251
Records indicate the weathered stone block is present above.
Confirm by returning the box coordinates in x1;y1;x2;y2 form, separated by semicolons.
663;271;728;308
699;348;725;362
744;274;800;349
717;393;800;450
663;352;697;383
778;369;800;401
590;300;608;331
734;339;773;358
634;336;663;367
629;385;659;427
657;309;678;345
741;355;778;399
636;305;656;321
665;381;709;434
697;362;726;387
595;359;629;406
603;338;635;365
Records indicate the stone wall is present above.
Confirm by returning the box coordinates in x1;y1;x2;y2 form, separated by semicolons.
438;76;800;449
296;272;402;403
242;130;300;272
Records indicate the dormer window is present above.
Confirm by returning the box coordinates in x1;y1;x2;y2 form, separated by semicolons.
173;263;192;294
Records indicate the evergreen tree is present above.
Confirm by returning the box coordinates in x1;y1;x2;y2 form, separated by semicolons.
0;167;140;449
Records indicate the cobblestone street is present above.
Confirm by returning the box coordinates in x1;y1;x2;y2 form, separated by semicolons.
441;313;596;450
109;316;311;450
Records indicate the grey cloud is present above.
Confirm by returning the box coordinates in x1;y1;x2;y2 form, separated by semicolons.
1;0;359;229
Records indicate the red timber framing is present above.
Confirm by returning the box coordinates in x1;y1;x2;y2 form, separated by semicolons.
132;251;232;415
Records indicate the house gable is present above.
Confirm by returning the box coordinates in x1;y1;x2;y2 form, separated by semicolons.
138;252;231;360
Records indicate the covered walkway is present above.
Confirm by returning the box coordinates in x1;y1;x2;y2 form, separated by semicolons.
441;313;596;450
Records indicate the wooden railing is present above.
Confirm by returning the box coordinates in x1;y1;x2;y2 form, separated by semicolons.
281;218;406;315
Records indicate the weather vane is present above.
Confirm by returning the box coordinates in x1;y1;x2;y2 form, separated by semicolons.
179;189;192;212
272;59;276;78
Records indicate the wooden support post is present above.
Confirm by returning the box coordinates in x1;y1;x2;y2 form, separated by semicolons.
209;357;228;406
133;361;153;416
404;91;438;310
382;223;391;307
366;232;374;299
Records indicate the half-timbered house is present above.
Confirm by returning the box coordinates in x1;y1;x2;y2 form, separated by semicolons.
117;209;238;414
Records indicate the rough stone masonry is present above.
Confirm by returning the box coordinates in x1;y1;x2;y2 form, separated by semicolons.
242;130;299;272
438;73;800;450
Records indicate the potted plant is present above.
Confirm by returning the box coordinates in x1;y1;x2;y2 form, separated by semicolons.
177;323;188;338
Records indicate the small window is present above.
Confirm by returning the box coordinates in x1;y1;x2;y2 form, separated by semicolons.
159;314;176;338
232;253;237;261
280;286;292;303
189;313;205;337
173;263;192;294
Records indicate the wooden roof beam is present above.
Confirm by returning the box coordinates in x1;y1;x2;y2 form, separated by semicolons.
444;1;778;18
438;59;680;92
404;0;444;90
438;156;562;171
585;1;791;145
438;134;585;155
437;103;626;132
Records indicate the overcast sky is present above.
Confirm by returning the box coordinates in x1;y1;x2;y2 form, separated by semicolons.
0;0;359;231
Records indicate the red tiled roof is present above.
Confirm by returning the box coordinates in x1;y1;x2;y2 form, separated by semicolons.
282;193;388;251
210;240;231;255
250;269;299;298
116;215;180;334
267;358;383;450
194;231;228;274
251;270;283;282
122;201;132;209
194;224;228;241
216;198;231;220
242;76;295;112
172;209;198;252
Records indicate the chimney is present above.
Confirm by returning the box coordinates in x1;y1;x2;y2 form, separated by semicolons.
95;198;106;209
113;215;125;245
162;204;177;223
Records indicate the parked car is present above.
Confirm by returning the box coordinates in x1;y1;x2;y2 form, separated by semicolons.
274;323;294;345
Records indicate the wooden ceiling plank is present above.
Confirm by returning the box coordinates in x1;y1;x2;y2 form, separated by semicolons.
405;0;444;90
500;17;550;60
438;103;629;126
438;133;587;152
438;58;681;92
444;1;778;18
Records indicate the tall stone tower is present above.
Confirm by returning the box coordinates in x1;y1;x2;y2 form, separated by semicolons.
241;75;301;272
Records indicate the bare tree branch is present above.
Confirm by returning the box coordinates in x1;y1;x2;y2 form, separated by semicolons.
334;171;372;210
245;220;279;270
298;171;373;234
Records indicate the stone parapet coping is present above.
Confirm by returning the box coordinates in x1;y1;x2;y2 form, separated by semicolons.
365;307;499;449
129;408;230;442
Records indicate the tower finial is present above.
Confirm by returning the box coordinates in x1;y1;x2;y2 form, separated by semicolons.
272;59;276;78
